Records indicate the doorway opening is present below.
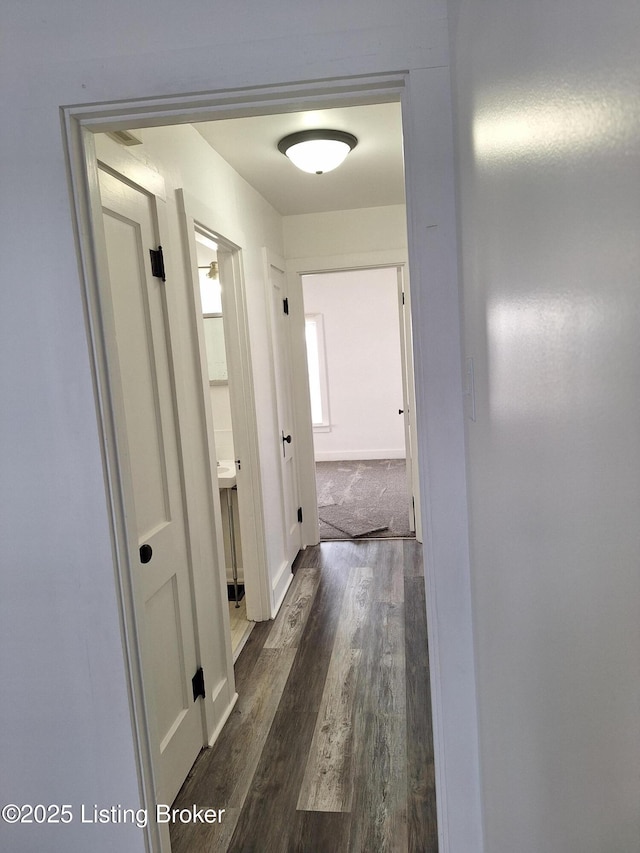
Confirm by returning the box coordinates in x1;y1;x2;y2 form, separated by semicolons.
301;266;417;540
63;69;479;853
193;226;252;659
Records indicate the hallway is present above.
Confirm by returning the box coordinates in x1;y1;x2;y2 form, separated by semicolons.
170;539;437;852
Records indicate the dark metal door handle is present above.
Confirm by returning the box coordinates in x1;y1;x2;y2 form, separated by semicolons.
139;544;153;564
399;409;404;415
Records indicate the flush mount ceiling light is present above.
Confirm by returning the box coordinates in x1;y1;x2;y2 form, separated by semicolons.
277;129;358;174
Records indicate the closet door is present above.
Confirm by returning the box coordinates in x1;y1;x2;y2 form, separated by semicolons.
99;166;204;805
266;251;303;570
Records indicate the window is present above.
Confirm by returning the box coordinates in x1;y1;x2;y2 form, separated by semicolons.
305;314;330;431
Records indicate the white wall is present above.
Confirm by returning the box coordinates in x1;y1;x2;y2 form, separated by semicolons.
449;1;640;851
283;204;408;259
209;385;234;461
0;3;479;852
6;0;635;848
303;268;405;460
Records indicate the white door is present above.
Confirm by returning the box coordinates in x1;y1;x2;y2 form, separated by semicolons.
99;167;204;805
397;266;423;543
266;252;303;566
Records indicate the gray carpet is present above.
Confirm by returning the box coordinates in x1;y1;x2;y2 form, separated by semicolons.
315;459;415;540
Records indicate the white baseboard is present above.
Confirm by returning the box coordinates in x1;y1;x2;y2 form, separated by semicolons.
314;449;405;462
271;560;293;617
207;689;238;748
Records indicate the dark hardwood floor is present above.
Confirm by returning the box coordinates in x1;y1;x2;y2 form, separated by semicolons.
170;539;437;853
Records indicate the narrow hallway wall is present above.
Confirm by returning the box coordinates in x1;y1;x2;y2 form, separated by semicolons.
450;1;640;851
0;2;475;850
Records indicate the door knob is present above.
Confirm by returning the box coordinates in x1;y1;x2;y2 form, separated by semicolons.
398;409;404;415
283;433;292;443
139;544;153;564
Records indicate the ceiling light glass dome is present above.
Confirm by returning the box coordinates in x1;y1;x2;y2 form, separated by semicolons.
277;130;358;174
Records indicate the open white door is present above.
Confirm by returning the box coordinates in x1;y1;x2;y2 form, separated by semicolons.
397;265;423;543
99;167;204;805
265;250;303;569
176;189;273;622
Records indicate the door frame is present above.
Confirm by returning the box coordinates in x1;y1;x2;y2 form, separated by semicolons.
62;70;483;853
263;248;304;582
177;190;272;621
288;255;423;545
75;136;239;851
396;263;423;542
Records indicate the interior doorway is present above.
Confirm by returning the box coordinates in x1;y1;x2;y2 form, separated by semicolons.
193;226;252;659
64;69;478;853
177;186;274;628
301;266;417;540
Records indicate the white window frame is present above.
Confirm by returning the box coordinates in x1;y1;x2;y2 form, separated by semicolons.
304;313;331;432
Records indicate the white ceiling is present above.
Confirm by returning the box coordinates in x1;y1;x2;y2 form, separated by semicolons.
194;102;406;217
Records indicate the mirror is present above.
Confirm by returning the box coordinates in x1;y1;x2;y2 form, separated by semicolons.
195;229;227;384
203;315;227;383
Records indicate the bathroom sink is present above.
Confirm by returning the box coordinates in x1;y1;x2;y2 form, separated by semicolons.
217;460;236;489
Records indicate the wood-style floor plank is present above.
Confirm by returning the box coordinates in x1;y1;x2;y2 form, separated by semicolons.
297;566;373;812
336;565;374;649
278;560;351;715
227;710;319;853
345;545;408;851
296;645;361;812
169;539;437;853
285;810;351;853
365;599;407;716
348;709;408;853
263;567;320;649
403;538;425;578
170;647;296;852
366;547;407;717
232;616;271;695
405;574;438;852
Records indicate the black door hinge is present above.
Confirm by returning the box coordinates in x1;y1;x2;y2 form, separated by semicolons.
149;246;166;282
402;291;405;304
297;506;303;523
283;297;289;315
192;667;205;702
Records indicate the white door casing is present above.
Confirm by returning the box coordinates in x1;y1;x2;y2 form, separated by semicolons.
64;70;482;853
177;189;272;622
287;256;423;544
99;166;204;806
265;250;303;570
397;265;423;543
